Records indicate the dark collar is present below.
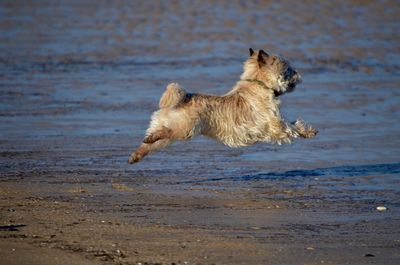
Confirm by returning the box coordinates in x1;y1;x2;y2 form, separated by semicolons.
243;79;280;97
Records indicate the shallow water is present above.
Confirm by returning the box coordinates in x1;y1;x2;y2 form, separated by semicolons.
1;0;400;190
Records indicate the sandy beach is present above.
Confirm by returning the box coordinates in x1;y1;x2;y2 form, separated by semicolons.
1;1;400;264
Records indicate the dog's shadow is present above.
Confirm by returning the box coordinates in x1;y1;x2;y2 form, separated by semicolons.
178;162;400;184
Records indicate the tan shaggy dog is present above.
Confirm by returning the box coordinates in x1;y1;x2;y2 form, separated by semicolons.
128;48;317;163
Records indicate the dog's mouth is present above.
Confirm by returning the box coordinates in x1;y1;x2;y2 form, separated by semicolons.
274;82;296;97
287;82;296;92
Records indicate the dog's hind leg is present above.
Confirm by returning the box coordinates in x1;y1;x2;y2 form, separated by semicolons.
143;126;173;144
128;139;172;164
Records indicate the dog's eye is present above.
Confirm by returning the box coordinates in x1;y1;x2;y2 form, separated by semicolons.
284;68;293;78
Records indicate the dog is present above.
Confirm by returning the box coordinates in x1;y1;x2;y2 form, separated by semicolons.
128;48;317;164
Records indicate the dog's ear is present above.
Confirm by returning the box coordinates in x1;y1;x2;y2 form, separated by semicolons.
259;49;269;57
259;50;276;66
249;48;254;56
257;49;268;66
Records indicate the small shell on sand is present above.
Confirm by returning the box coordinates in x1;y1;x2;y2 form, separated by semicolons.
376;206;387;212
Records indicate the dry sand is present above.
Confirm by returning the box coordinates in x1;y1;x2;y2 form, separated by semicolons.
1;1;400;264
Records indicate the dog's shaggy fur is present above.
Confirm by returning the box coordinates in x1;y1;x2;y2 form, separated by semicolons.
128;48;317;163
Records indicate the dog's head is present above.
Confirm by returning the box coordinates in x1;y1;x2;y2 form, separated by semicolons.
241;48;301;96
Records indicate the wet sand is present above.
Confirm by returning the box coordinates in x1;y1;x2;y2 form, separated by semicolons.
1;1;400;264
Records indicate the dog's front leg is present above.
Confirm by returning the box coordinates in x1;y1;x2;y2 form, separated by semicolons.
263;118;317;144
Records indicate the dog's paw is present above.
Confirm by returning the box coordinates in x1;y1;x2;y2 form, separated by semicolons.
294;119;318;138
128;153;141;164
304;127;318;138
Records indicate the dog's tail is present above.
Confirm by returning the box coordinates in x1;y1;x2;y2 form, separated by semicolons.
159;83;187;108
